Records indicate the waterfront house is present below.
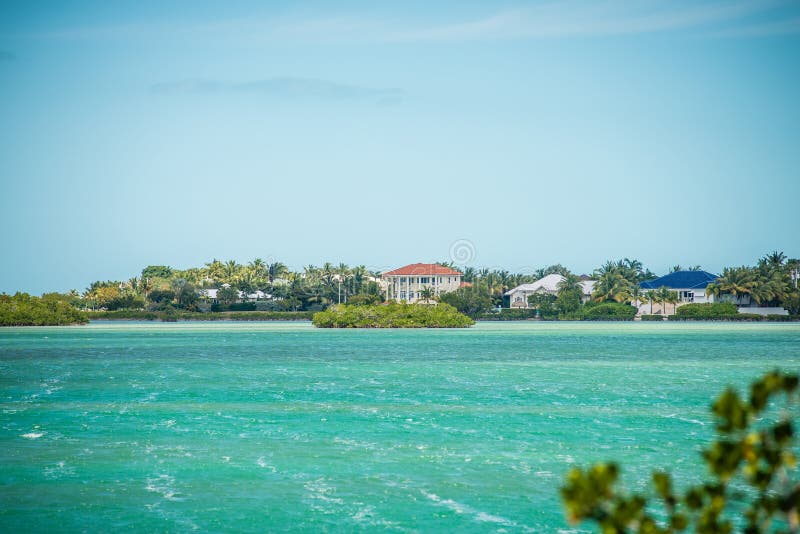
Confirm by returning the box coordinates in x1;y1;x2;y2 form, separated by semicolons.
382;264;462;303
505;274;595;308
638;270;718;315
638;270;789;316
639;271;717;303
198;287;271;304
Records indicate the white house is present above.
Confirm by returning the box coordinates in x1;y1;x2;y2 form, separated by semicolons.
197;286;272;303
382;263;463;303
639;270;788;316
637;270;718;315
505;274;595;308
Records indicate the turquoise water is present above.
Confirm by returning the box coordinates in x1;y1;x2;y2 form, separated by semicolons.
1;321;799;532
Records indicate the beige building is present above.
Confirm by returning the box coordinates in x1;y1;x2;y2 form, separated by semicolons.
505;274;595;308
383;263;463;303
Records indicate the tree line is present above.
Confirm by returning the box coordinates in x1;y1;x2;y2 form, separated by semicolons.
5;251;798;317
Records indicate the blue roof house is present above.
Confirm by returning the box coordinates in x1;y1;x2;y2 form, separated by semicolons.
638;270;720;315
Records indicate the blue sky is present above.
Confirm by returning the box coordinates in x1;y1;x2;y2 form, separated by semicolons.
1;1;799;293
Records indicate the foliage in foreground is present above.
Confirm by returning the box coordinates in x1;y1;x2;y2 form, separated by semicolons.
312;303;474;328
0;293;88;326
562;371;800;533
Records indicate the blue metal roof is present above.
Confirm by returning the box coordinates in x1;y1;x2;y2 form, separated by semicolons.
639;270;719;290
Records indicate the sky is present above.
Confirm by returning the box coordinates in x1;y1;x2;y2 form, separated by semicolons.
1;1;799;293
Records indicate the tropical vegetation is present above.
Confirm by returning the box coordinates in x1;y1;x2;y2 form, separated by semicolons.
4;250;798;325
311;302;474;328
561;370;800;533
0;293;88;326
706;252;798;311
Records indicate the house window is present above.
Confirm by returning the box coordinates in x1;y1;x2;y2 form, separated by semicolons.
400;291;406;300
420;277;429;284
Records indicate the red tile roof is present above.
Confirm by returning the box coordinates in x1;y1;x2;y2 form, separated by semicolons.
383;263;462;276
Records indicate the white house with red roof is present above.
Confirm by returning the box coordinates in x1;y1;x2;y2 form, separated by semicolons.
382;263;463;303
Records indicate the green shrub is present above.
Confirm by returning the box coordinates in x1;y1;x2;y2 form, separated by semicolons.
582;303;637;321
0;293;88;326
227;303;256;311
438;287;493;318
345;294;382;306
640;314;665;321
673;302;739;319
667;303;791;321
764;314;796;322
312;303;474;328
160;307;179;322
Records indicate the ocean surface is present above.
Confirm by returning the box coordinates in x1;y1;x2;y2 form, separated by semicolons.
1;321;799;532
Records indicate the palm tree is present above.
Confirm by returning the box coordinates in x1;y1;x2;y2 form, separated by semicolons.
655;286;671;315
336;263;351;303
351;265;367;295
418;286;436;304
594;259;652;284
267;262;289;283
628;285;647;308
652;287;679;315
181;267;205;286
249;257;266;276
594;261;617;278
645;290;657;314
128;277;141;296
235;271;258;295
592;272;632;303
303;265;319;282
557;273;583;296
462;267;476;283
222;260;240;284
666;290;679;315
140;277;154;302
754;269;790;306
760;251;786;271
204;259;225;283
321;263;336;289
706;267;757;305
